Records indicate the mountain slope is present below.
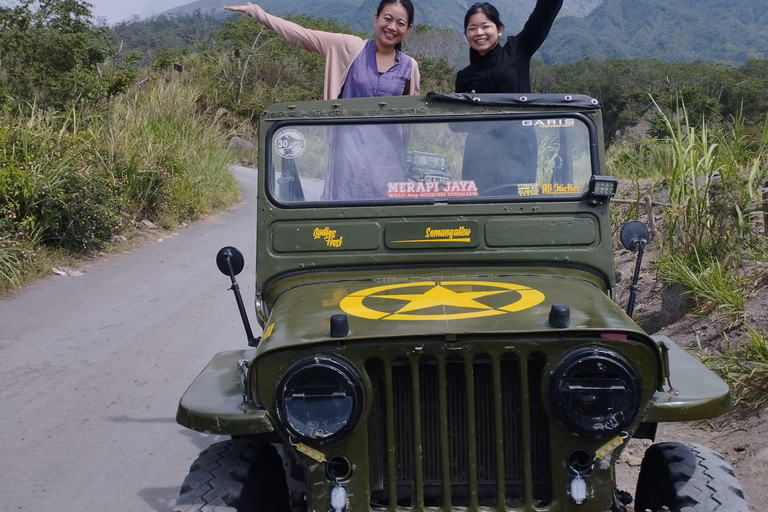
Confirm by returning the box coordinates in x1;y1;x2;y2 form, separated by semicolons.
537;0;768;64
154;0;767;64
159;0;601;34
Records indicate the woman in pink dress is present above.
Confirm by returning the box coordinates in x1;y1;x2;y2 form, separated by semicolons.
225;1;421;200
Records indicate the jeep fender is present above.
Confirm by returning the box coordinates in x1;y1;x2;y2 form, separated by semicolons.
176;349;276;435
645;335;731;422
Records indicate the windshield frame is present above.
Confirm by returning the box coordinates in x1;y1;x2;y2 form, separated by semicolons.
264;111;601;208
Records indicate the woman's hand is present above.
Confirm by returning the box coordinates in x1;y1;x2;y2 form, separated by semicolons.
224;3;256;15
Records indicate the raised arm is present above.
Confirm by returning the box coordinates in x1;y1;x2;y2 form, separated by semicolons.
516;0;563;58
225;3;356;57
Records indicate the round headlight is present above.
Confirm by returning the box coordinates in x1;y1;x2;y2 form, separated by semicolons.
550;348;641;439
276;357;363;445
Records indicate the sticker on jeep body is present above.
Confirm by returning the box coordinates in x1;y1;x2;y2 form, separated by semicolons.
340;280;545;320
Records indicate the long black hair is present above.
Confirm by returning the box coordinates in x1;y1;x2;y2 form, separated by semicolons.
463;2;504;33
376;0;415;51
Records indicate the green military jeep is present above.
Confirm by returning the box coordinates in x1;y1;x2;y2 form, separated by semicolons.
173;93;748;512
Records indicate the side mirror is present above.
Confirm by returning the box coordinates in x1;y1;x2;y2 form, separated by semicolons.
216;246;245;277
620;220;649;252
619;221;649;318
216;246;257;346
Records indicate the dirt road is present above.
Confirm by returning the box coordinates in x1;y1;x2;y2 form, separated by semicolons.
0;166;259;512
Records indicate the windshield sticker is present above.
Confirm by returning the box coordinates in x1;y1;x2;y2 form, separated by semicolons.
517;183;540;196
313;227;343;248
274;128;306;159
340;281;545;321
387;180;479;198
542;183;582;194
523;119;575;128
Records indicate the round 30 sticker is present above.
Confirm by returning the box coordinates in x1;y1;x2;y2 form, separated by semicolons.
274;128;306;159
339;280;545;321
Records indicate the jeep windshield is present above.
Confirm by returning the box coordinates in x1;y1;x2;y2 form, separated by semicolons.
267;114;596;205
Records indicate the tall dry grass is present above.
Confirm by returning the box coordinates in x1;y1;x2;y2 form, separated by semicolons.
609;100;768;406
91;74;241;226
1;72;243;291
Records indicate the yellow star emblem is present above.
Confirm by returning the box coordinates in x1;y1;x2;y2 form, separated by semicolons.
379;285;509;314
339;281;545;321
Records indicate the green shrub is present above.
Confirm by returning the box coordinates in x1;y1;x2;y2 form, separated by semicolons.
0;218;39;292
0;112;126;253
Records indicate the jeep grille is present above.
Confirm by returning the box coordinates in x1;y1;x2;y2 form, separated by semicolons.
367;353;551;509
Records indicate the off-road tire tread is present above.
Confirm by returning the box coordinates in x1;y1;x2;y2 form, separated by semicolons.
174;438;290;512
634;441;749;512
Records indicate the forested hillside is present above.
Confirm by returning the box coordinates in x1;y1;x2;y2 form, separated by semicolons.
154;0;767;64
157;0;601;34
105;9;768;145
538;0;768;64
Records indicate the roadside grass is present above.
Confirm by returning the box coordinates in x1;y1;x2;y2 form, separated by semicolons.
655;250;745;318
607;138;674;180
609;100;768;316
0;244;68;295
609;99;768;406
91;74;241;227
699;325;768;408
1;72;243;292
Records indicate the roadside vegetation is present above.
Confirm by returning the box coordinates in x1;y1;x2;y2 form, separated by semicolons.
1;0;767;404
607;103;768;407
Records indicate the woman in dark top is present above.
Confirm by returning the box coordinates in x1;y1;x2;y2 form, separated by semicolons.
455;1;562;194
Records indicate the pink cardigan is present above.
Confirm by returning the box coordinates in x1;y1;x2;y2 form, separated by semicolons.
242;4;420;100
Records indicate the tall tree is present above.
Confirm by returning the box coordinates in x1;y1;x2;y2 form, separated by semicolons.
0;0;103;109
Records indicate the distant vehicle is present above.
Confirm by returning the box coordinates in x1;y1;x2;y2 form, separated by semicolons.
173;93;748;512
407;150;450;183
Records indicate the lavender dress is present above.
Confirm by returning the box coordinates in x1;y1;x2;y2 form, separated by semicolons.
321;40;413;200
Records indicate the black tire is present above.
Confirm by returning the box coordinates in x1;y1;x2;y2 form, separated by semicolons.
174;438;290;512
634;441;749;512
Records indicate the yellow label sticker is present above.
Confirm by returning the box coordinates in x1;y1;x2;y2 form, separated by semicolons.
542;183;581;194
393;225;473;244
517;183;540;196
296;443;326;462
313;227;343;248
340;280;545;321
595;436;624;459
261;323;275;341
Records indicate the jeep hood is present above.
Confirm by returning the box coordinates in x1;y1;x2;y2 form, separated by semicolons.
257;268;650;354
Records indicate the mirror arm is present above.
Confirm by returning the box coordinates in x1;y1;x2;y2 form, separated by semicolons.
625;239;647;318
224;255;258;347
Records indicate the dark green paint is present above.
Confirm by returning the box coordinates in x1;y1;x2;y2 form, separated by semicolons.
176;349;274;435
258;269;639;354
645;335;731;421
485;216;597;247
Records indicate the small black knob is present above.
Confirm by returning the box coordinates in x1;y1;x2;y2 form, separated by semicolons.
330;314;349;338
549;303;570;329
